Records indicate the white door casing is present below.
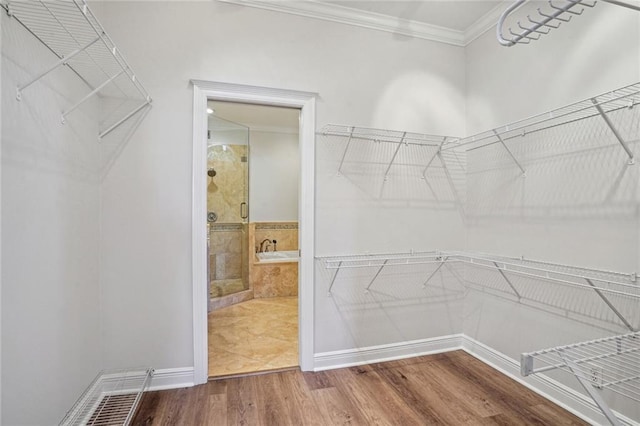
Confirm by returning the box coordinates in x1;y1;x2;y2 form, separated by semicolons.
191;80;317;384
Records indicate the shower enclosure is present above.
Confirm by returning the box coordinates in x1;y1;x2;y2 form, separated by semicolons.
207;113;250;310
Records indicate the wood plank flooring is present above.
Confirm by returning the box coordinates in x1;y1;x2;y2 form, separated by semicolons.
132;350;588;425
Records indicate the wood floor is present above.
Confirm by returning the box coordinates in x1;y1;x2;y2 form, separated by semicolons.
133;350;587;425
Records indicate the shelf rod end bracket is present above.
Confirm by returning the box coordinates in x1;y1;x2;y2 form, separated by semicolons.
337;126;354;175
591;98;635;163
492;129;526;175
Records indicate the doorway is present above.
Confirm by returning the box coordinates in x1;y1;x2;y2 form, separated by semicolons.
191;80;316;385
206;101;300;377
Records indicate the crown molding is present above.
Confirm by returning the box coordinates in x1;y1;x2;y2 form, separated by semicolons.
218;0;466;47
463;1;511;45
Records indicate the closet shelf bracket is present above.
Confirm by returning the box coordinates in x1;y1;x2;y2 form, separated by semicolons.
383;132;407;182
494;261;522;300
521;332;640;426
365;259;389;292
591;98;635;164
421;256;448;289
422;136;447;177
337;127;354;176
492;129;526;175
585;278;636;331
562;354;623;426
16;35;102;101
327;261;342;296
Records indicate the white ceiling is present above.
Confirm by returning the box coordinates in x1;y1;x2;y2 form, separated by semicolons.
218;0;509;46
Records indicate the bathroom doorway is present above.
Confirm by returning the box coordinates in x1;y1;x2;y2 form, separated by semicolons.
206;101;301;378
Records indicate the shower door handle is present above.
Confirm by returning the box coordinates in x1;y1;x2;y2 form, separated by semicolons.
240;202;248;219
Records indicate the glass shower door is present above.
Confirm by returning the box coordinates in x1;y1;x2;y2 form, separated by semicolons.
206;114;250;306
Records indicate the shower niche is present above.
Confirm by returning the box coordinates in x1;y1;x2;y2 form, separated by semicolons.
207;113;250;310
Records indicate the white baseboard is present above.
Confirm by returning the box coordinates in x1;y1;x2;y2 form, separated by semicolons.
148;367;195;391
461;336;639;426
313;334;463;371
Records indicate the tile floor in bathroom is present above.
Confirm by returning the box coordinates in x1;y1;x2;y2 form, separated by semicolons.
208;296;298;378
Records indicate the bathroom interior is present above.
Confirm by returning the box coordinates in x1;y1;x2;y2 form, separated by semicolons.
206;100;301;378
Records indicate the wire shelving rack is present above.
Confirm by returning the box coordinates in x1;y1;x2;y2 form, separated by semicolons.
318;250;640;424
2;0;152;139
318;250;639;423
497;0;640;47
522;333;640;426
446;82;640;174
60;367;153;426
318;250;639;330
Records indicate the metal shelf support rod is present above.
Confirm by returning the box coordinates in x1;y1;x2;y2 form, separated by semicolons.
327;261;342;295
492;129;526;174
591;98;635;163
585;278;636;331
561;354;623;426
494;261;522;300
422;136;447;176
383;132;407;181
337;127;354;174
366;259;389;291
62;69;126;122
99;99;151;138
16;35;101;99
422;257;448;289
438;152;463;212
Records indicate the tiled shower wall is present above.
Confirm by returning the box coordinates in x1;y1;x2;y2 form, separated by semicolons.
208;223;249;285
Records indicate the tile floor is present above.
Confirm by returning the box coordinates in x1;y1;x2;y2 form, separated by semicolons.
208;296;298;378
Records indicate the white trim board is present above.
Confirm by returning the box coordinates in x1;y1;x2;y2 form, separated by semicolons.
148;367;195;392
191;80;317;385
218;0;509;47
313;334;464;371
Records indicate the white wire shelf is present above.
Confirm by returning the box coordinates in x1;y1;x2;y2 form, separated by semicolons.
447;82;640;173
60;367;153;426
320;124;458;147
497;0;640;47
320;125;465;206
3;0;152;139
522;332;640;425
318;250;640;331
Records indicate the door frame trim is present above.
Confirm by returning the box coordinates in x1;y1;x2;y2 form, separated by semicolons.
191;80;317;384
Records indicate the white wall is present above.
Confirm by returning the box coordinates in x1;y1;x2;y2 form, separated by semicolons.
249;130;299;222
3;0;639;422
464;4;640;420
1;13;102;425
96;0;466;370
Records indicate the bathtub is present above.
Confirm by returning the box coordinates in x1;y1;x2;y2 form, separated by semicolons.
255;250;299;263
